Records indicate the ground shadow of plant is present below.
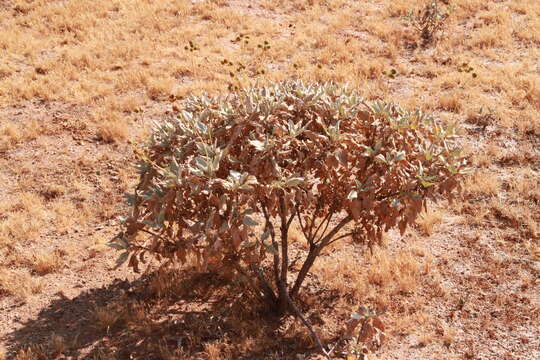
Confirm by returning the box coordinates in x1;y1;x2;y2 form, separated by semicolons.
6;269;323;359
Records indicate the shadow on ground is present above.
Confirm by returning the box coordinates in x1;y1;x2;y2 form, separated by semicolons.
5;270;321;359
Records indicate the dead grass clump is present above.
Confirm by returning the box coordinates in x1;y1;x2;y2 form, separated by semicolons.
14;345;48;360
463;171;501;198
50;198;82;234
465;106;497;129
0;268;43;299
0;123;21;151
49;334;67;358
417;331;435;347
204;341;227;360
469;25;512;49
507;169;540;203
147;270;182;299
366;249;422;295
39;184;66;201
438;92;462;112
95;113;129;143
0;213;43;248
146;76;175;101
31;250;63;275
0;120;42;151
391;311;429;337
489;199;538;238
92;303;127;332
312;251;363;297
525;241;540;261
416;208;444;236
440;325;457;347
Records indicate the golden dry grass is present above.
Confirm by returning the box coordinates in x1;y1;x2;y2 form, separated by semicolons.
416;208;444;236
29;250;64;275
1;0;539;358
0;268;43;299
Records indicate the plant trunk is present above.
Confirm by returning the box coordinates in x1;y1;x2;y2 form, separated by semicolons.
277;281;290;315
290;244;320;298
275;279;329;357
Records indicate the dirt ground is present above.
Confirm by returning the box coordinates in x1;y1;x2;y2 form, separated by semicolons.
0;0;538;359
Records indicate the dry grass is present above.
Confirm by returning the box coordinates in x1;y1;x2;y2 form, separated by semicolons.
92;304;125;332
416;208;444;236
0;120;43;151
0;268;43;299
49;334;66;358
366;249;423;295
0;0;539;358
94;111;129;143
30;250;64;276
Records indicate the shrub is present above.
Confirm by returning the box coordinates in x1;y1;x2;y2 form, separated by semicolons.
110;80;468;355
404;1;451;46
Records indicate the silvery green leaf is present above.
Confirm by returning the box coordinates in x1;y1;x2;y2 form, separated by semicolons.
219;221;229;233
142;219;158;228
244;175;259;185
157;211;165;225
347;190;358;200
229;170;241;181
447;164;458;174
242;216;258;226
263;243;278;254
408;192;423;201
395;151;406;161
114;252;129;268
241;240;257;248
222;180;234;190
190;168;204;177
285;177;304;187
170;156;179;173
375;154;387;164
107;242;126;250
195;157;208;169
249;139;266;151
199;109;210;123
362;145;374;156
126;193;138;206
420;179;435;187
261;230;271;242
195;121;207;134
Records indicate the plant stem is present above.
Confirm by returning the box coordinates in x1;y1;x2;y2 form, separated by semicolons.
290;244;319;298
282;286;329;358
278;195;290;312
291;214;353;297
